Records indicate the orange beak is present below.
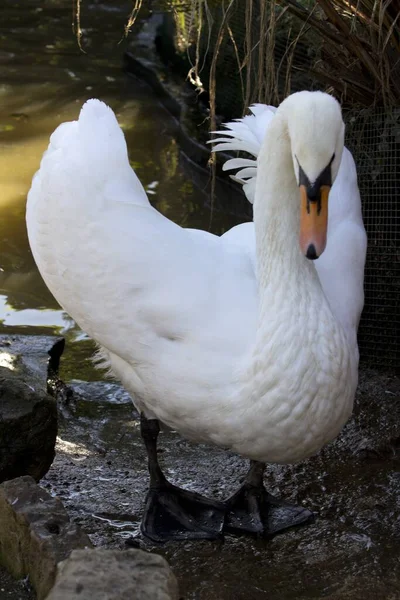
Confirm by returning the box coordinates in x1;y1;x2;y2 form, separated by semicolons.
299;184;330;260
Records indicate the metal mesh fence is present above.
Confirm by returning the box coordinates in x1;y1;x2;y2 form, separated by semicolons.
344;107;400;369
151;1;400;370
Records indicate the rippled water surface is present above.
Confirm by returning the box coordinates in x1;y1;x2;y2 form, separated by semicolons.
0;0;240;380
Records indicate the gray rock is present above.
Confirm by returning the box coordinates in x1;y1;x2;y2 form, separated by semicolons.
45;548;179;600
0;476;92;600
0;365;57;482
0;335;60;387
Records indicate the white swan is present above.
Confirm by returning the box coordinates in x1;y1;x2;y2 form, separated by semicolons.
26;91;366;542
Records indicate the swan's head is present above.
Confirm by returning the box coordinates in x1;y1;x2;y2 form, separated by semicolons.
283;91;345;260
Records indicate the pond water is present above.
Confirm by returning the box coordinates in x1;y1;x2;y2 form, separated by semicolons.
0;0;240;381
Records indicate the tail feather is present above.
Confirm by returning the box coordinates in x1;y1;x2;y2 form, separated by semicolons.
35;99;149;209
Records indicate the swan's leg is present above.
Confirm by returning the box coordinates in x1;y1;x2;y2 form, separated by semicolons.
224;460;314;537
140;414;225;543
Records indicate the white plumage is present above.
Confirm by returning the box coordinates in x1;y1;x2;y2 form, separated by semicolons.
26;92;366;466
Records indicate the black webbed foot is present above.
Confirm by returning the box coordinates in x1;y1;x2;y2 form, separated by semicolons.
140;414;224;543
224;461;314;537
141;480;225;543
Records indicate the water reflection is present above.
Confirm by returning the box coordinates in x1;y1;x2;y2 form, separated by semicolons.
0;296;65;329
0;0;242;379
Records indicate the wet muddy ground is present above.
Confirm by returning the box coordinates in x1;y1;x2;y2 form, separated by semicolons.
37;343;400;599
0;569;34;600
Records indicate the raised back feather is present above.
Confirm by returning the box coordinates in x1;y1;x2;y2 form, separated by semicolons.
210;104;276;204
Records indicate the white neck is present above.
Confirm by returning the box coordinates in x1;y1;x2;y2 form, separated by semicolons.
229;110;354;463
253;112;323;329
